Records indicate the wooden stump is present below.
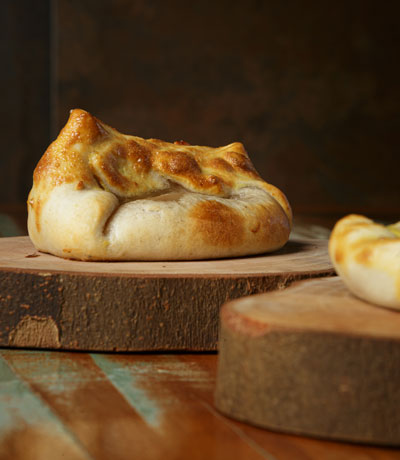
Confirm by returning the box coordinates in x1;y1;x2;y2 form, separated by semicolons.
215;276;400;445
0;236;333;352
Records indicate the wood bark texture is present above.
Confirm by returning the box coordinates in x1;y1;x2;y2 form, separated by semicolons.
0;237;334;351
215;276;400;445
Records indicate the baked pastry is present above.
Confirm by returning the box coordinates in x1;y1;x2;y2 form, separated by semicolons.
329;214;400;309
28;109;292;260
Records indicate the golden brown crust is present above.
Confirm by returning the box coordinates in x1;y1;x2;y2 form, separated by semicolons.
33;109;106;187
28;109;292;261
33;109;291;204
190;200;245;248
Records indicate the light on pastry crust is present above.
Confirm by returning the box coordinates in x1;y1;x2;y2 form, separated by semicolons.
27;109;292;261
329;214;400;309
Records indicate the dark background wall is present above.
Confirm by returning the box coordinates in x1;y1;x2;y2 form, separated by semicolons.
2;0;399;222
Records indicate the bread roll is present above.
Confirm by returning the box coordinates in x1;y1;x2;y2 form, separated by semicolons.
28;109;292;260
329;214;400;309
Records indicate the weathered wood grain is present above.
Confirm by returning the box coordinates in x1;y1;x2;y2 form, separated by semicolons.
0;236;334;352
215;276;400;446
1;350;399;460
0;354;89;460
1;351;268;460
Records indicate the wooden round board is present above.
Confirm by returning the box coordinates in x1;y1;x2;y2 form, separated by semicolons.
0;236;334;352
215;276;400;446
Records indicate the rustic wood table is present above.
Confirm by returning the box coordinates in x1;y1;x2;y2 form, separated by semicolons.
0;350;399;460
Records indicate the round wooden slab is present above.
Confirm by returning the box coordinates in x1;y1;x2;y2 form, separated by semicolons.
215;276;400;446
0;236;333;352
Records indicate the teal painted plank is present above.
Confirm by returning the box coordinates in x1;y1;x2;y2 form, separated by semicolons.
0;355;53;430
1;349;164;428
91;354;162;427
1;350;166;459
93;354;212;383
0;350;277;459
1;349;95;395
90;354;215;424
0;352;92;459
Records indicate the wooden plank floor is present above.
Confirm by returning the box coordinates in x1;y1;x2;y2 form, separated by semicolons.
0;350;399;459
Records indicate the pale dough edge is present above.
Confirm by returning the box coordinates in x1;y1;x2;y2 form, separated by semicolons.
28;183;291;261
